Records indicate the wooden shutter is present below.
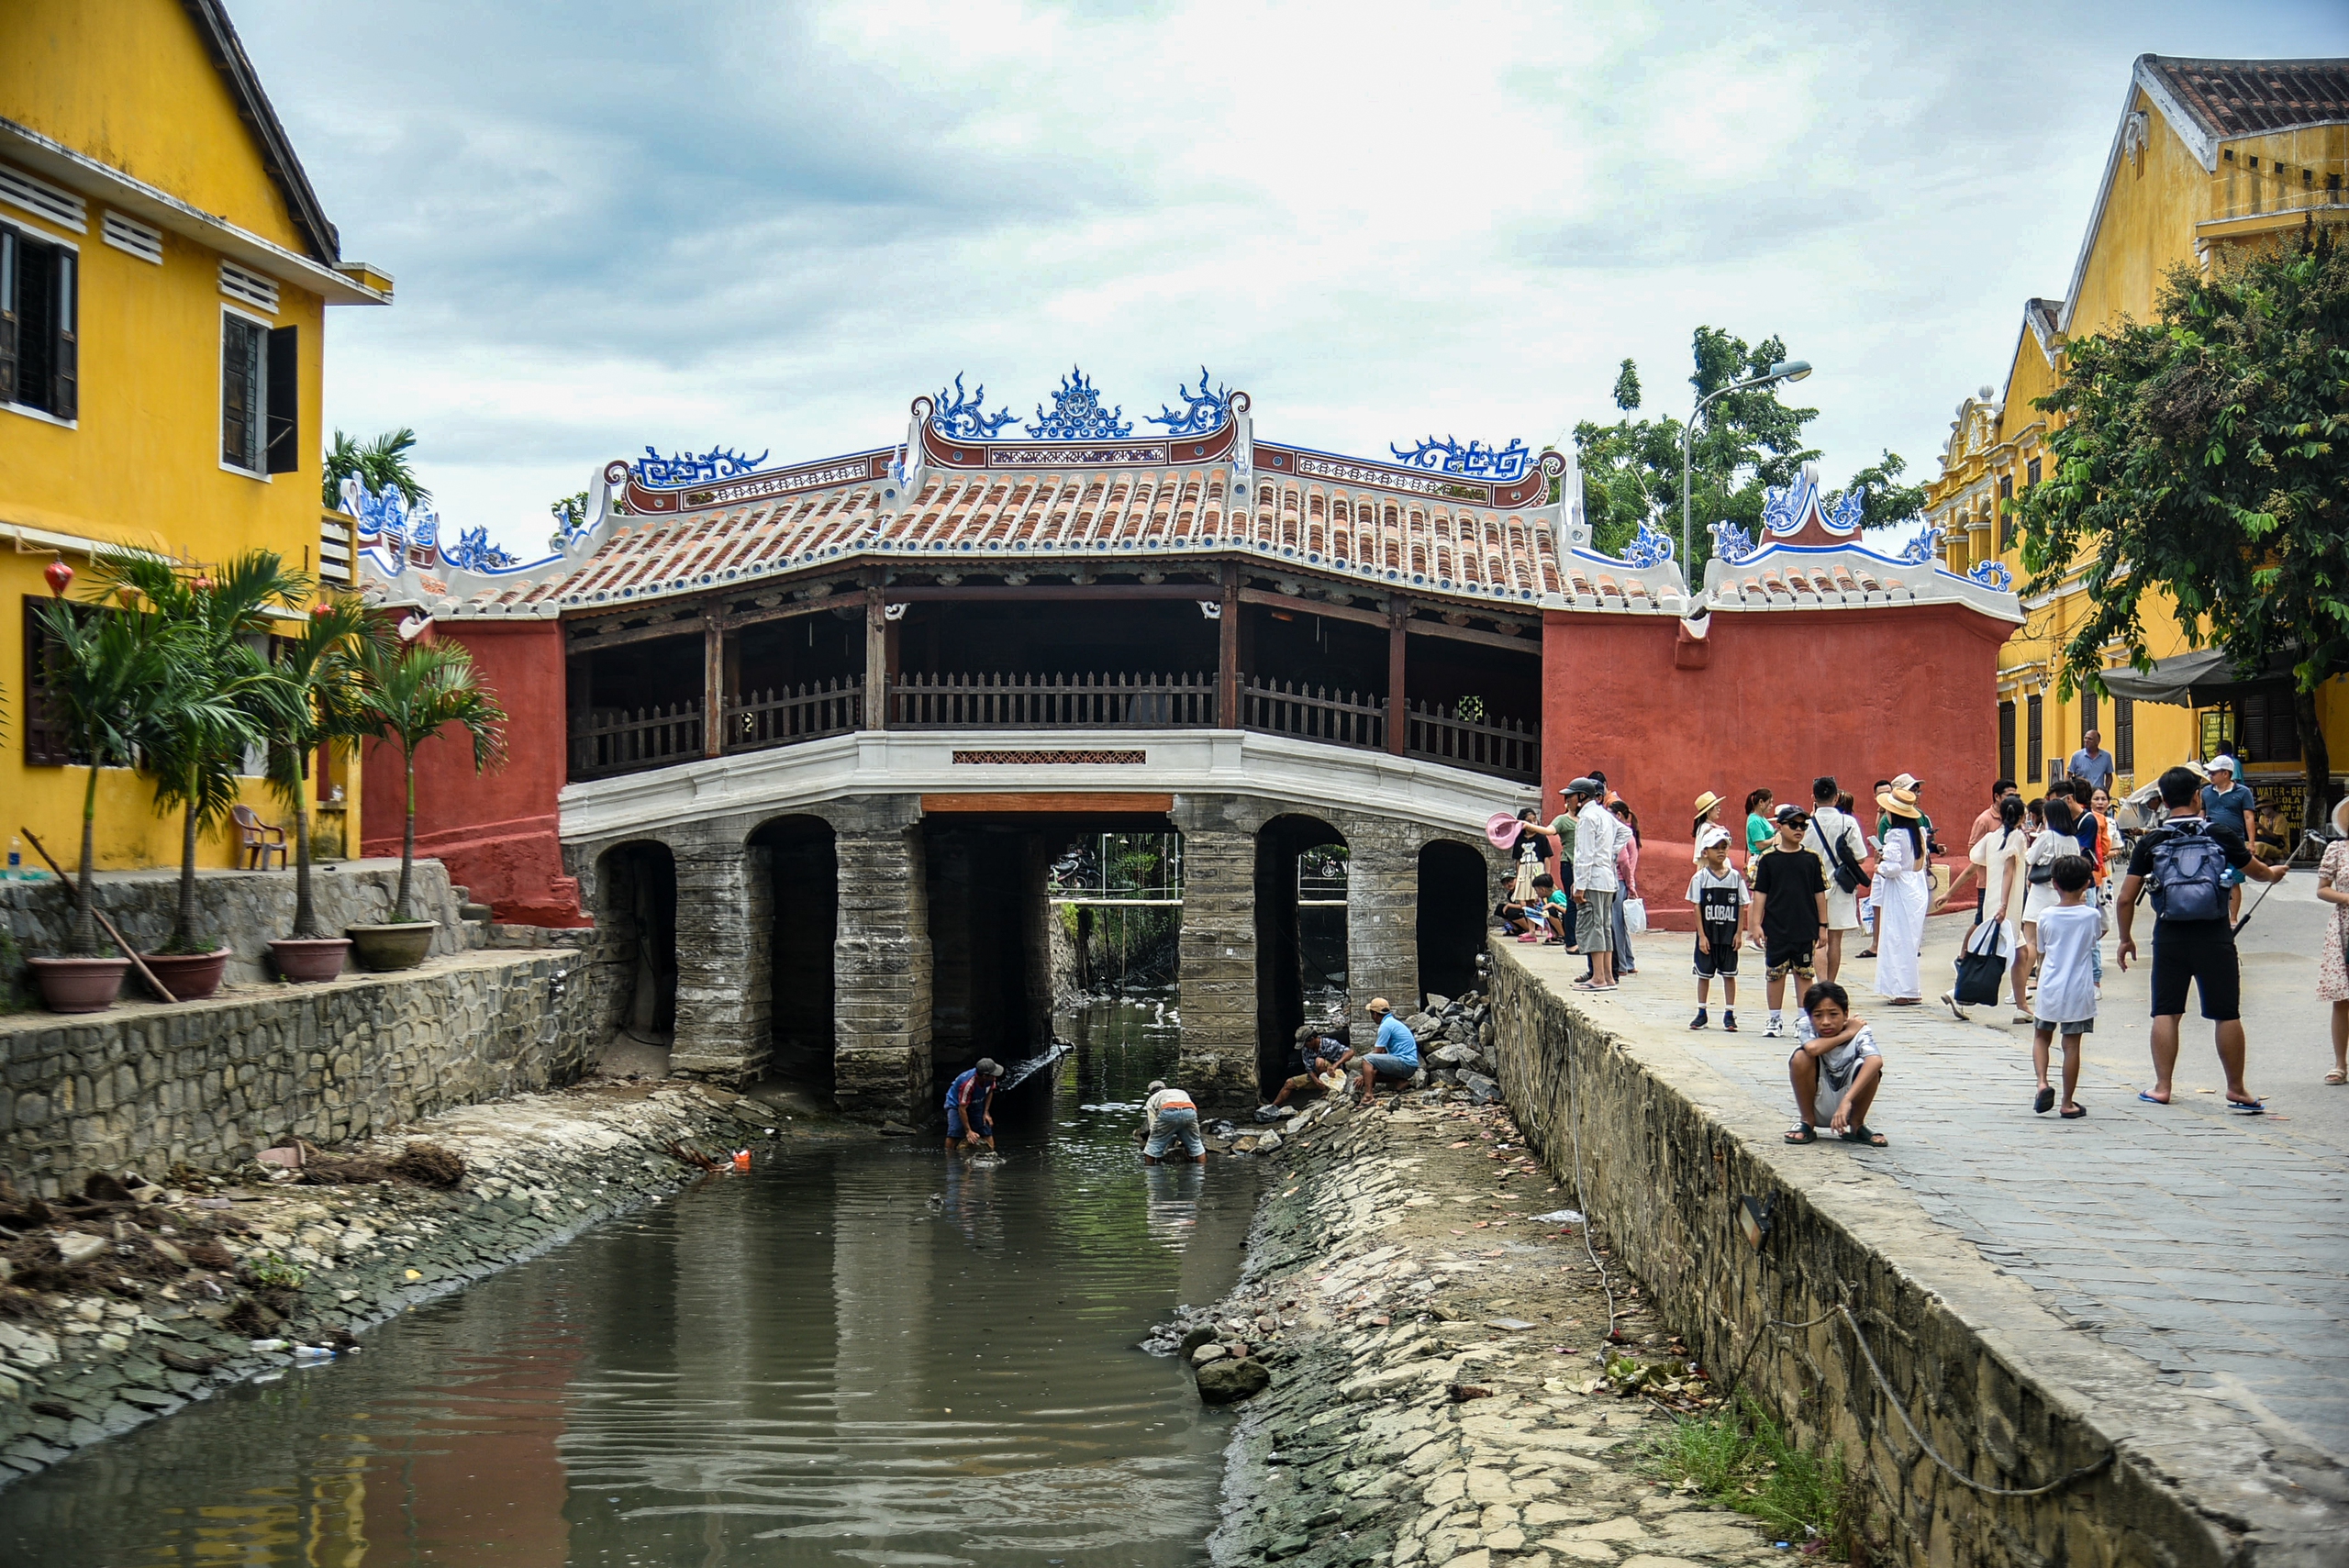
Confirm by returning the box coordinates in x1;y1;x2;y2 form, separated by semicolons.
0;228;16;404
2026;695;2043;782
265;324;299;473
2115;697;2134;773
2081;689;2097;741
24;595;71;767
1998;701;2016;784
221;315;257;468
49;247;73;421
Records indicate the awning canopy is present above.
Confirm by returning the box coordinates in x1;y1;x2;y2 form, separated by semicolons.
2099;650;2244;707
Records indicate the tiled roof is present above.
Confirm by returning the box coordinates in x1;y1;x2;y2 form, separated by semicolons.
2142;56;2349;139
440;467;1564;614
1707;559;1916;608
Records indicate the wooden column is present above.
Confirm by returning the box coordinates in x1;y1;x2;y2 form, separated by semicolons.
1386;603;1408;756
565;651;590;784
1218;563;1239;727
702;617;723;758
863;584;888;729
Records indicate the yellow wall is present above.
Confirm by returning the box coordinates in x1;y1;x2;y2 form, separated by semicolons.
1;0;369;875
1925;72;2349;802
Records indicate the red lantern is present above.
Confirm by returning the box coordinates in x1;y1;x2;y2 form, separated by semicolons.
43;559;73;597
311;603;332;618
193;574;214;593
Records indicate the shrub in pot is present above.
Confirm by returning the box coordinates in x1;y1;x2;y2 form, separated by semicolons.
262;594;376;983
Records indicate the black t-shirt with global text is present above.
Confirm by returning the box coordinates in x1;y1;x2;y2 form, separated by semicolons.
1752;847;1827;950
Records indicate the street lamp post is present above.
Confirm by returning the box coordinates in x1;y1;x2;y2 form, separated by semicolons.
1680;360;1812;574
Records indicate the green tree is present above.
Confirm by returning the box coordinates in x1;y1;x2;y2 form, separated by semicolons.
1576;328;1924;575
267;595;382;940
352;637;508;922
92;550;307;954
2015;227;2348;831
324;428;429;509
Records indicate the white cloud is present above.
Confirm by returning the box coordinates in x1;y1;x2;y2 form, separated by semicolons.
229;0;2349;552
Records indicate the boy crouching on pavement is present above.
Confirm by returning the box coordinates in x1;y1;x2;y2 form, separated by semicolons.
1785;982;1887;1147
1687;825;1750;1031
2031;855;2099;1119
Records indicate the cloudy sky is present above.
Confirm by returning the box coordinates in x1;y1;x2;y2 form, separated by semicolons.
238;0;2348;556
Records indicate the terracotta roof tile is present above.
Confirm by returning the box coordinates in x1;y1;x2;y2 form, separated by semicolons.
2143;56;2349;139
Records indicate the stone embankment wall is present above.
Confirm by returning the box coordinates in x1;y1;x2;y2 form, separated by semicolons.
0;1081;768;1485
0;950;596;1195
1482;943;2231;1568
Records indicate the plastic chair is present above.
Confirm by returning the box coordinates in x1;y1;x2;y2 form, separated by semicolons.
233;804;288;870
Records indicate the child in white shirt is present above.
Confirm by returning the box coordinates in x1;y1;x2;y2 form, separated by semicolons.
1785;982;1886;1146
2030;854;2101;1118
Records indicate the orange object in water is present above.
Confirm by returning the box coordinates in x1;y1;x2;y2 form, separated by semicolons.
731;1150;751;1173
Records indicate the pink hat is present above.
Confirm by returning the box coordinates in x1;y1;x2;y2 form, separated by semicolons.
1486;812;1526;849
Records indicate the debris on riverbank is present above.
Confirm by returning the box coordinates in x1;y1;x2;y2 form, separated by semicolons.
1190;1089;1788;1568
0;1078;796;1485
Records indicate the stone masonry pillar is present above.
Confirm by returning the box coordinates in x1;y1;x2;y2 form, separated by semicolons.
669;828;772;1084
832;797;932;1122
1342;812;1419;1018
1174;797;1262;1105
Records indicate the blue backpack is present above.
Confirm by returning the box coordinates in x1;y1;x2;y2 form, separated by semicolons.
2149;821;2229;923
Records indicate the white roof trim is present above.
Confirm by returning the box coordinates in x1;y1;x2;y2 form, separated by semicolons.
2058;57;2222;336
0;117;389;306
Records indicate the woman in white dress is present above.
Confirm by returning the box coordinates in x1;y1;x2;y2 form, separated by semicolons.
1961;795;2030;1019
1872;783;1931;1004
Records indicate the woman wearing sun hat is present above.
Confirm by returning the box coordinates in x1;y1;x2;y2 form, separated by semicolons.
1872;781;1931;1005
1692;791;1728;865
2314;795;2349;1085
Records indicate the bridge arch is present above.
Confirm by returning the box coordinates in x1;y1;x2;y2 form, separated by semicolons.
593;839;678;1052
1253;813;1348;1094
1417;838;1489;1004
749;813;839;1097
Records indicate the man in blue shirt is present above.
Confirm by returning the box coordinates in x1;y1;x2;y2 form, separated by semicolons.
943;1058;1003;1151
1353;996;1421;1100
2200;756;2259;920
2065;730;2115;794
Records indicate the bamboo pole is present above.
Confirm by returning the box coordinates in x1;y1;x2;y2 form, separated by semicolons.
19;828;178;1003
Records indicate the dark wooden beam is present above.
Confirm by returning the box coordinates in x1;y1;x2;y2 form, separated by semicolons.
1237;586;1388;629
921;792;1174;815
863;584;888;730
1405;617;1543;654
1386;605;1408;756
702;618;724;758
716;595;860;633
1218;563;1239;728
883;583;1218;603
564;616;707;652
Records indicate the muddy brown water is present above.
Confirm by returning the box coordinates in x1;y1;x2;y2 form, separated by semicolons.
0;999;1267;1568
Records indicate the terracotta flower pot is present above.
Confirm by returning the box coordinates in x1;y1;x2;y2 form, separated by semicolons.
269;937;351;984
138;947;232;1002
27;956;131;1014
344;922;437;973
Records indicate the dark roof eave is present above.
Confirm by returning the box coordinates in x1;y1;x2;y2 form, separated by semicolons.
179;0;340;264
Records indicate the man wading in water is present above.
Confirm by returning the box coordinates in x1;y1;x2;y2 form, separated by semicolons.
944;1058;1003;1152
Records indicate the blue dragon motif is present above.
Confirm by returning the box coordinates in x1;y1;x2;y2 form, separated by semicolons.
1759;478;1808;536
1967;560;2015;591
342;475;440;573
1709;519;1758;565
1388;435;1531;481
630;445;772;489
1620;517;1676;567
445;525;517;573
1897;524;1945;565
1144;368;1231;436
1824;489;1867;533
1028;367;1132;440
931;375;1019;439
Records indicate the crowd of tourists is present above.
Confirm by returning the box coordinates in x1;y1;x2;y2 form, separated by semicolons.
1486;732;2325;1146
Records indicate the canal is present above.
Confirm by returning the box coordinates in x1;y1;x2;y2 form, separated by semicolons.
0;998;1266;1568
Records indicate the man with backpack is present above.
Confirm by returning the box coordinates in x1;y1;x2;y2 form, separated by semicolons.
2115;766;2286;1112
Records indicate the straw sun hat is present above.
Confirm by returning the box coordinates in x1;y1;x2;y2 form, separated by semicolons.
1876;784;1922;818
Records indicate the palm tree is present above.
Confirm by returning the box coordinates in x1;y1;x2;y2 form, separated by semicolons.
323;428;430;509
267;595;380;940
32;578;234;957
92;551;308;955
353;636;507;922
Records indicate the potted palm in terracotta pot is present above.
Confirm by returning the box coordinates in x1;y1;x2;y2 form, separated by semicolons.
97;550;302;1002
346;632;506;972
264;595;376;982
24;559;215;1012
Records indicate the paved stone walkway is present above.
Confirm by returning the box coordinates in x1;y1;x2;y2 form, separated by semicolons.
1515;875;2349;1475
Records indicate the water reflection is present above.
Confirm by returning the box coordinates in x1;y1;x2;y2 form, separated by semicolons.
0;998;1260;1568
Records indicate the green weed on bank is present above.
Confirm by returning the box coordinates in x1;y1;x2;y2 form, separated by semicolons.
1647;1390;1852;1551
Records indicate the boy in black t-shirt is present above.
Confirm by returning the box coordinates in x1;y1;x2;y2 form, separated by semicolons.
1687;825;1750;1031
1749;804;1829;1038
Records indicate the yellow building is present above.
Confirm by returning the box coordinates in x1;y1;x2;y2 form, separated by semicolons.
1;0;390;872
1925;55;2347;832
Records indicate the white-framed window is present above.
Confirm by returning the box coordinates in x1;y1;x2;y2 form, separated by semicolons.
1;220;79;423
220;305;298;477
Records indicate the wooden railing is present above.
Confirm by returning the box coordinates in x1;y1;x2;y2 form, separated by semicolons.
726;677;863;753
1407;700;1539;783
570;701;703;781
890;671;1219;729
1239;675;1386;751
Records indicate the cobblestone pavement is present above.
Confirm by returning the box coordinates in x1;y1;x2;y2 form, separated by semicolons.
1518;874;2349;1475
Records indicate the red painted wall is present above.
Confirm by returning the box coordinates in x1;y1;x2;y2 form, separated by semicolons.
361;617;586;926
1541;604;2011;930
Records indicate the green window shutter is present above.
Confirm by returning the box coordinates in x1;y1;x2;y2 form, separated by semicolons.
50;247;74;421
265;324;299;473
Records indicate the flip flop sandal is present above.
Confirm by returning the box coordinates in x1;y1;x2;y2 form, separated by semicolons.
2227;1097;2266;1115
1838;1125;1888;1147
2136;1091;2169;1105
1784;1125;1817;1144
2034;1087;2055;1115
2060;1105;2087;1118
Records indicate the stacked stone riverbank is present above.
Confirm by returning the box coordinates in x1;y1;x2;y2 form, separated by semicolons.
1187;1088;1786;1568
0;1076;788;1484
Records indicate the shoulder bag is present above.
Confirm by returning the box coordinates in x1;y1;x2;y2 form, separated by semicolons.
1952;916;2009;1006
1816;810;1869;895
